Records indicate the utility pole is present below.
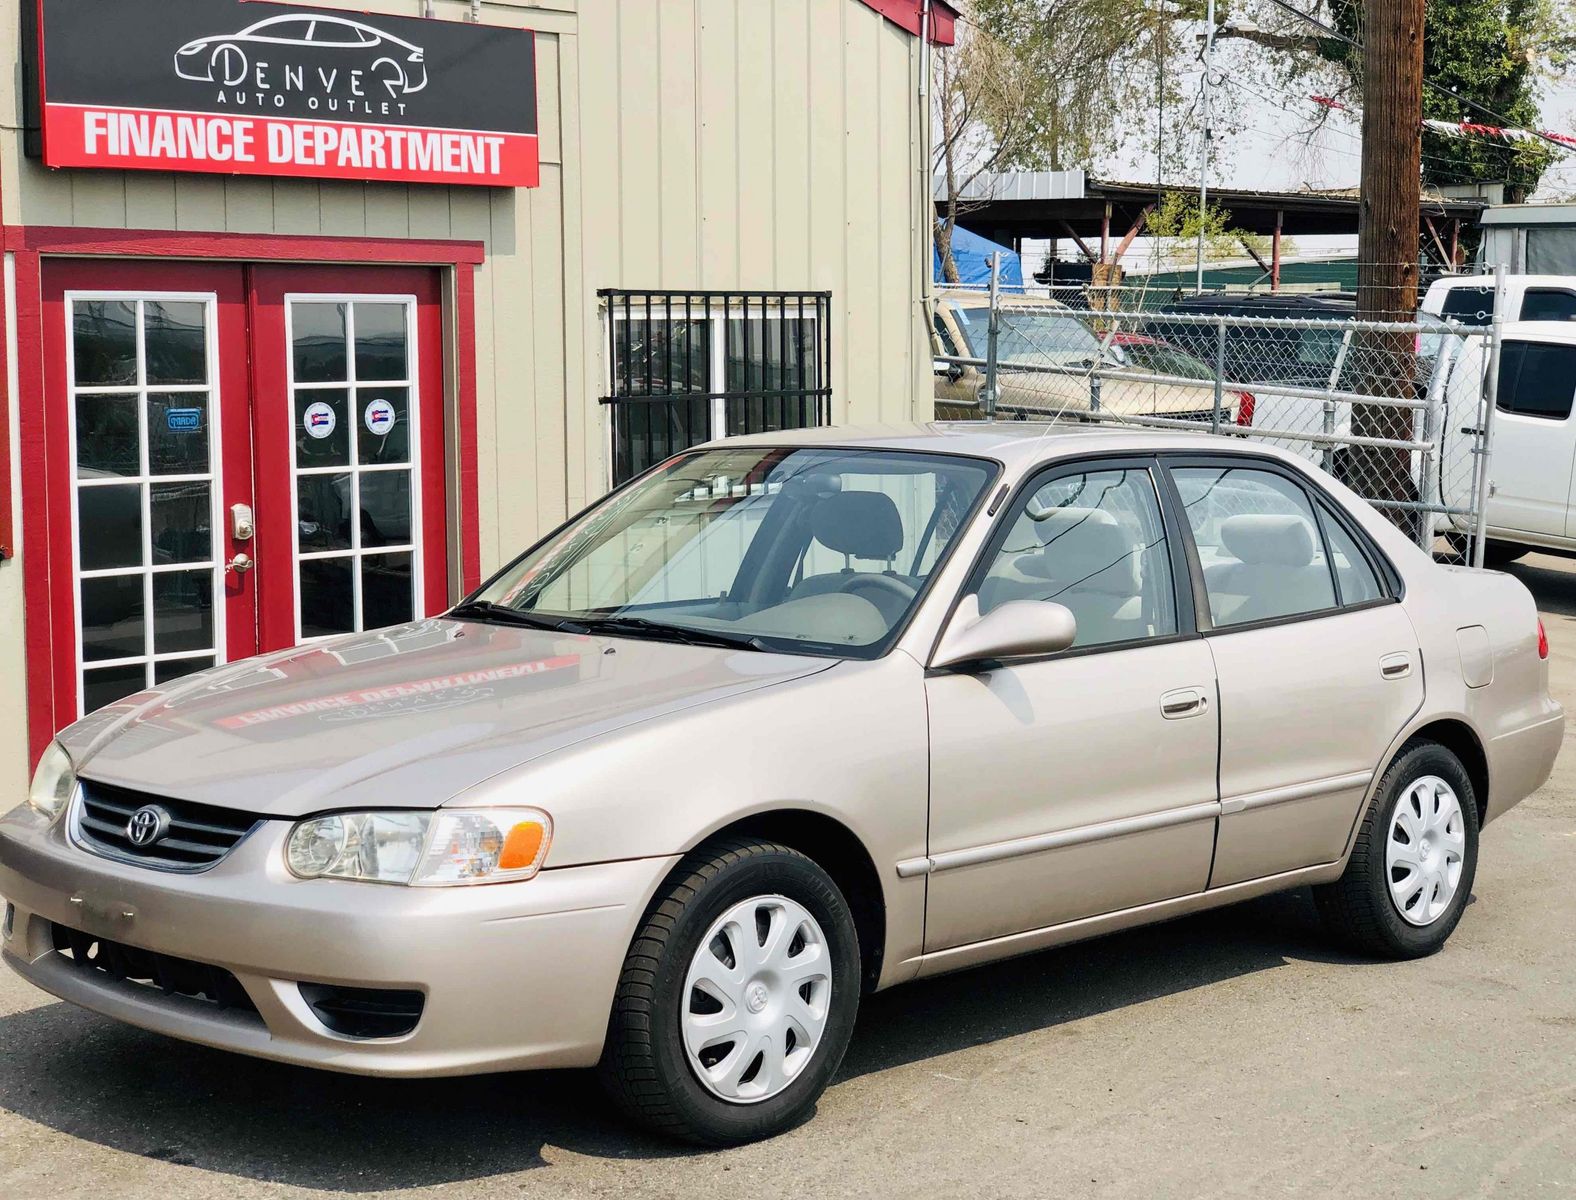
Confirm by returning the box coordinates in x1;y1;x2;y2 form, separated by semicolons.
1195;0;1216;294
1350;0;1425;531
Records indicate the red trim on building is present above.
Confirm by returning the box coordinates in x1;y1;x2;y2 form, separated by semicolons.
3;225;485;265
6;224;486;767
855;0;959;45
455;264;481;592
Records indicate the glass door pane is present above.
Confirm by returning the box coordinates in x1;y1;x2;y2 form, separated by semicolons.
287;298;419;640
69;295;222;713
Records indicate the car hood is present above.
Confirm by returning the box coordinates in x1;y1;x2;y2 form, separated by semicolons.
59;618;833;818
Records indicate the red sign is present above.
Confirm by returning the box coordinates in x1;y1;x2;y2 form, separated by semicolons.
42;105;540;188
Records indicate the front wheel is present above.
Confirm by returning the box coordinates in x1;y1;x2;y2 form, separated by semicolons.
1314;740;1479;959
599;838;861;1144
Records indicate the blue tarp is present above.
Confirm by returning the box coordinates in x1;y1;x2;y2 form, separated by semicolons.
935;225;1024;290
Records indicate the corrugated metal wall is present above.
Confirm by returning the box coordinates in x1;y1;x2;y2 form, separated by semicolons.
0;0;932;785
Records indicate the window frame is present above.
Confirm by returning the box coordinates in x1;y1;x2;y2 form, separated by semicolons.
599;290;833;487
1493;339;1576;422
1519;288;1576;323
945;454;1199;665
1155;452;1402;637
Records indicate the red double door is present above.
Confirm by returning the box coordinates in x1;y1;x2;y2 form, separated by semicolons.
41;260;449;722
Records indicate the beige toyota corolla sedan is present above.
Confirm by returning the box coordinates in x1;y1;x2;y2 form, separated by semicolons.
1;425;1563;1145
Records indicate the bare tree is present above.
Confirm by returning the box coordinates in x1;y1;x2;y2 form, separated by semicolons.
932;25;1043;283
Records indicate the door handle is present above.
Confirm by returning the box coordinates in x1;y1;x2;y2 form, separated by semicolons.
1160;687;1208;719
226;553;254;577
1379;652;1412;680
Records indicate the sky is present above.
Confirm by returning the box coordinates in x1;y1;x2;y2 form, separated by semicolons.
1029;52;1576;273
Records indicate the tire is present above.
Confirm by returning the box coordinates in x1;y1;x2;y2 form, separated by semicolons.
1314;739;1480;959
1482;540;1529;568
599;838;861;1145
1445;533;1527;567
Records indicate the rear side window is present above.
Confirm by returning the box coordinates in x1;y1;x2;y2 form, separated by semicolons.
1496;342;1576;420
1520;289;1576;322
1171;466;1336;627
1439;285;1496;326
1318;507;1382;605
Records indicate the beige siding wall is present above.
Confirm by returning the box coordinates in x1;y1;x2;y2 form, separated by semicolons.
0;0;931;787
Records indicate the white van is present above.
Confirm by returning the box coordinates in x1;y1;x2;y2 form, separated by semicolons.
1421;275;1576;326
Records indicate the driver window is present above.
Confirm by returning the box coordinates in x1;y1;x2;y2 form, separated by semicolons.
976;468;1177;649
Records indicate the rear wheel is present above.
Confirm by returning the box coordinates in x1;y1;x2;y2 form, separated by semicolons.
599;838;861;1145
1314;740;1479;959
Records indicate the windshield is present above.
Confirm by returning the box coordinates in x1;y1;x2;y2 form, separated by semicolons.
949;304;1105;364
1117;340;1213;380
466;446;996;658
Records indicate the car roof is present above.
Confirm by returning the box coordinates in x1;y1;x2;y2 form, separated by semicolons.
936;290;1068;309
1428;274;1575;291
706;422;1306;471
1502;321;1576;346
1164;292;1355;310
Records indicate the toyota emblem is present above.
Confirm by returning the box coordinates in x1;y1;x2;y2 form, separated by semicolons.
125;805;172;848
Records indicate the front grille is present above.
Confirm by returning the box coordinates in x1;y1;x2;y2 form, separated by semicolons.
72;779;264;872
49;921;261;1019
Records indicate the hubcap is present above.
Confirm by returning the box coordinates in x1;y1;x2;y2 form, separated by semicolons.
1386;775;1466;927
681;894;833;1104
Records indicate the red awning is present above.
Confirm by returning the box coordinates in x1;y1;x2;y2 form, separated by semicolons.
855;0;959;46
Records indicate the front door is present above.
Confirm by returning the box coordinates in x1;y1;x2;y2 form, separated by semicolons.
923;459;1219;952
42;260;449;728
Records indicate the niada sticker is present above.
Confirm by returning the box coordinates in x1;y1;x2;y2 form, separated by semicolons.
364;398;397;437
303;401;337;440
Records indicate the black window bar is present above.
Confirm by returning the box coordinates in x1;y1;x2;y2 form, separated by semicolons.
599;289;833;485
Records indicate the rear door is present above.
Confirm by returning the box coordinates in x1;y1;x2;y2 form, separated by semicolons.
1164;456;1424;886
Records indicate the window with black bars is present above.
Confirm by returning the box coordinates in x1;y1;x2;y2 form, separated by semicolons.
599;290;832;485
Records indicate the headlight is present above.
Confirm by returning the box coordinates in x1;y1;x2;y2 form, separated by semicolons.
27;742;76;821
285;807;552;886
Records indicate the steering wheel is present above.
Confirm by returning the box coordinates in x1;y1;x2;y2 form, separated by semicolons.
844;574;918;608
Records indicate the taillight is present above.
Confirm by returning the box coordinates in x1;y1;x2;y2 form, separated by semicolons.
1235;392;1255;426
1538;618;1549;660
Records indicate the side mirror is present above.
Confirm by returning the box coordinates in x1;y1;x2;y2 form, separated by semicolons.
934;359;965;383
931;597;1077;670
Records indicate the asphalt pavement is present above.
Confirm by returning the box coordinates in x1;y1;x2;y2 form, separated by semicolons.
3;555;1574;1199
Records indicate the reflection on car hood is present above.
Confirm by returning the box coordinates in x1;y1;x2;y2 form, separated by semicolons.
59;618;832;818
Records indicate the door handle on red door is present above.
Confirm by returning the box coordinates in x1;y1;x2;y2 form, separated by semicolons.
1160;687;1208;719
1379;652;1413;680
227;553;254;576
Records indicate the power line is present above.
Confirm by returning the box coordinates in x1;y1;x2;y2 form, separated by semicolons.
1258;0;1575;156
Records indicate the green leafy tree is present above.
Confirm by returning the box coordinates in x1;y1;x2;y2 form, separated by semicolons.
1212;0;1569;200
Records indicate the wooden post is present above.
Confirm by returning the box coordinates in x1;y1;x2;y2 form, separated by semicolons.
1271;210;1283;292
1449;218;1460;268
1352;0;1425;531
1100;202;1111;264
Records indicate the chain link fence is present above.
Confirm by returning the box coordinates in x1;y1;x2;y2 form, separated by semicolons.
930;274;1506;563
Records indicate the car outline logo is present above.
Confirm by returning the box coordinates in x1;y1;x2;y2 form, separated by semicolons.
174;14;429;98
125;805;172;848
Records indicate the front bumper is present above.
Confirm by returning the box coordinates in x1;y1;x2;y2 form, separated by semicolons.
0;804;677;1076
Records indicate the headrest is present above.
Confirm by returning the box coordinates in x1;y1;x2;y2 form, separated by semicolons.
1220;514;1315;567
1019;507;1139;593
812;490;904;560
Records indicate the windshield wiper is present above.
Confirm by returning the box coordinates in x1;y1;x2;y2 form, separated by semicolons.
571;615;771;652
447;601;587;633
